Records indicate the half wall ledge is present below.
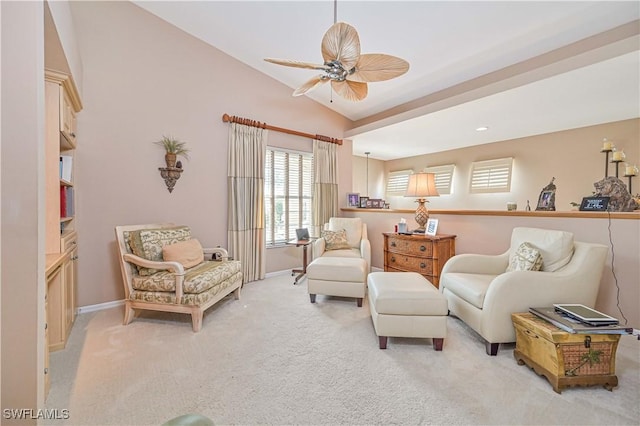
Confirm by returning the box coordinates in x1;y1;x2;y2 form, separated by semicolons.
340;208;640;220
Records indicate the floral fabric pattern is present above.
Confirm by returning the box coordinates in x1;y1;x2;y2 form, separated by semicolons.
322;229;351;250
507;242;543;272
132;260;242;294
129;271;242;306
128;226;192;275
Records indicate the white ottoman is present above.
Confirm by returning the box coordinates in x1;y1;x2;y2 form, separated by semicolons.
367;272;448;350
307;257;368;307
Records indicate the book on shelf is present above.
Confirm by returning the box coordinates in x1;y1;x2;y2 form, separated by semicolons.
60;185;67;217
60;155;73;183
529;307;632;335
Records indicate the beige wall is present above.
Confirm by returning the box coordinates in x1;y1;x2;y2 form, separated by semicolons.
1;0;47;419
352;155;385;200
69;1;351;303
373;119;639;211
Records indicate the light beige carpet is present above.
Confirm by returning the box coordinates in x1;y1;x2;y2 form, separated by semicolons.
45;273;640;425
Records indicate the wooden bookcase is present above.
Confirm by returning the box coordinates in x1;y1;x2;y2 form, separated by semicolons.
44;70;82;398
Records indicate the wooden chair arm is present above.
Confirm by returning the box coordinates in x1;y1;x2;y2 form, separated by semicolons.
203;247;230;261
123;253;185;275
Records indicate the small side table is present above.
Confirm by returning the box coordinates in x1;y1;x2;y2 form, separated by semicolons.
286;239;313;284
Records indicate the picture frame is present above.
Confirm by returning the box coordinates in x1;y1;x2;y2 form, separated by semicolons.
536;190;556;211
347;193;360;207
425;218;439;236
359;196;369;208
366;199;373;208
370;199;383;208
535;177;557;211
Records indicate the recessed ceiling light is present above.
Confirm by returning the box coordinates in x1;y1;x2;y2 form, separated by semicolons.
476;126;489;132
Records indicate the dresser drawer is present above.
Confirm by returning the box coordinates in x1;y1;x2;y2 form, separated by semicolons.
386;236;433;257
385;252;433;275
60;231;77;252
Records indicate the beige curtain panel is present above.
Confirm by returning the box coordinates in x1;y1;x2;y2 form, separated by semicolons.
227;123;267;283
312;140;339;237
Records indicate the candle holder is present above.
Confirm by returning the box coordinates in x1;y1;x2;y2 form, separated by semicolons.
623;164;638;194
623;173;635;194
610;150;626;178
600;148;612;178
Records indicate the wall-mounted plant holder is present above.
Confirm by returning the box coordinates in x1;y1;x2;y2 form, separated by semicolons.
159;166;183;193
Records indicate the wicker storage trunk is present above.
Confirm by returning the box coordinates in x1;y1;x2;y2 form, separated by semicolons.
512;312;620;393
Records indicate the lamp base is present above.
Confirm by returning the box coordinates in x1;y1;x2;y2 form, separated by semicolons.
414;199;429;232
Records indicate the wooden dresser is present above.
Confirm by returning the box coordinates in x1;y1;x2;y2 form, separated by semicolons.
383;232;456;288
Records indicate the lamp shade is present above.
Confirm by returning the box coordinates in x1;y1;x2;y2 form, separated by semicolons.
405;172;439;198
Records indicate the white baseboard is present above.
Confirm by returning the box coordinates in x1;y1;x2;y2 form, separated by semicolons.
77;299;124;314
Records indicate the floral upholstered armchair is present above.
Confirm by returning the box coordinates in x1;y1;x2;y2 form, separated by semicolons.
115;223;242;332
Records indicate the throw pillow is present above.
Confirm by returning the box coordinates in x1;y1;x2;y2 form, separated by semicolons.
162;238;204;269
322;229;351;251
506;242;543;272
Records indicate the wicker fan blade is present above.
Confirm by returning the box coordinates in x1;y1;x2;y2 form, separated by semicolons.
321;22;360;70
293;75;329;97
347;54;410;83
264;58;328;70
331;80;368;101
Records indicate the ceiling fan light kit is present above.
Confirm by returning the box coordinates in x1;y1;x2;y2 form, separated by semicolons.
265;21;409;101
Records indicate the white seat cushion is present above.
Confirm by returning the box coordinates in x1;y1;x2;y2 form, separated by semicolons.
307;257;367;282
439;272;496;309
368;272;447;316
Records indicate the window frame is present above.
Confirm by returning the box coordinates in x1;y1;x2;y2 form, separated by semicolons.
264;147;314;248
469;157;513;194
385;169;413;196
422;164;455;195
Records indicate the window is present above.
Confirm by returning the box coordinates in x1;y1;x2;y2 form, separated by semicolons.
265;148;313;247
469;157;513;193
423;164;455;195
385;169;412;196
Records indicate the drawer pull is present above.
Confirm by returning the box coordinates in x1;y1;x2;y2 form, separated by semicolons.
420;245;426;252
420;262;426;269
390;256;396;263
44;323;48;330
44;368;48;375
584;336;591;348
391;242;396;247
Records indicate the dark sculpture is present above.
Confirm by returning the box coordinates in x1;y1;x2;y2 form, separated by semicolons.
593;177;638;212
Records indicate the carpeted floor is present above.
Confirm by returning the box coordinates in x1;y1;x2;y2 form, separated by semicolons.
45;273;640;425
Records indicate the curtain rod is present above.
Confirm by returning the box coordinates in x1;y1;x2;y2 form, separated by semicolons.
222;113;343;145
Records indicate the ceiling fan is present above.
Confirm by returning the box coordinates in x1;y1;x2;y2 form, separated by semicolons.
264;9;409;102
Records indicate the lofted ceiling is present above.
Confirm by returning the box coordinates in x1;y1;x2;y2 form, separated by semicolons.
132;1;640;160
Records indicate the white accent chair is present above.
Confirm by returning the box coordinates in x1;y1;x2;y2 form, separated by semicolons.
439;227;608;355
307;217;371;306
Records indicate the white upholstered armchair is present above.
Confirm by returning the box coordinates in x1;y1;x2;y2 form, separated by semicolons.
439;227;608;355
306;217;371;306
312;217;371;272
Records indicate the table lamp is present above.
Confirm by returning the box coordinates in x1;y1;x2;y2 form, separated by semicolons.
405;172;439;232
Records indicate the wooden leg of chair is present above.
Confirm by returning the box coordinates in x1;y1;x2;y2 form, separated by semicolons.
356;297;363;307
378;336;388;349
433;338;444;351
191;309;203;332
309;294;316;303
123;303;135;325
486;342;499;356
